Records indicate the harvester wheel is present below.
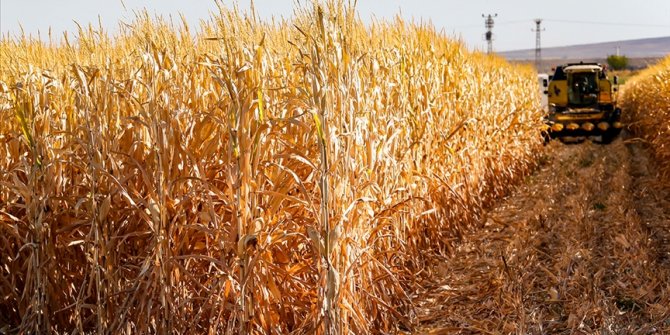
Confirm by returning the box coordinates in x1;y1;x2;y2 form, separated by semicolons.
600;128;621;144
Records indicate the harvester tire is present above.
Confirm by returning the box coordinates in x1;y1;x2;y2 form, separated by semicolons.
600;128;621;144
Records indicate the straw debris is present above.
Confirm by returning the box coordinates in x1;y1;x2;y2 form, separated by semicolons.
415;138;670;334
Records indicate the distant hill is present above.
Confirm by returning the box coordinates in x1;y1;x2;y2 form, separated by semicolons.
500;36;670;61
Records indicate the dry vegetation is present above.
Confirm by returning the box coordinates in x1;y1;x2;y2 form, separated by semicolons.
621;55;670;182
0;2;542;333
415;139;670;333
412;55;670;333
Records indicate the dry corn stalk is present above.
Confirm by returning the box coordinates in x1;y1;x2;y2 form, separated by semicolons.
0;1;543;334
621;55;670;183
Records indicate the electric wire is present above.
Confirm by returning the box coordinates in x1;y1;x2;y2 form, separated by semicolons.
545;19;670;28
446;18;670;30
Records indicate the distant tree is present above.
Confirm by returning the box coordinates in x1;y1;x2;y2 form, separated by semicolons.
607;55;629;70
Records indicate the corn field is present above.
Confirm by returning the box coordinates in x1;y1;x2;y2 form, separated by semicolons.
0;2;543;334
621;55;670;183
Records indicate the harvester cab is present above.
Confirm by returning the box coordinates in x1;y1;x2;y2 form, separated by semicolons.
544;62;622;143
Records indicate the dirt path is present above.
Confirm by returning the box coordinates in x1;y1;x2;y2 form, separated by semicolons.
413;135;670;334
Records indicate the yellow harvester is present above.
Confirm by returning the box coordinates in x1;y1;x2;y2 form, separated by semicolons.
543;62;623;143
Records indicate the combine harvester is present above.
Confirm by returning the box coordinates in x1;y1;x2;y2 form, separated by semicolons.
543;62;623;143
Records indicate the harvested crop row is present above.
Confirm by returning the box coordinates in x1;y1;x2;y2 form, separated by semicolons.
621;55;670;183
0;3;542;334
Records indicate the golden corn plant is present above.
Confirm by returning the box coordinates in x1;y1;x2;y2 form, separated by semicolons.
0;1;543;334
621;55;670;182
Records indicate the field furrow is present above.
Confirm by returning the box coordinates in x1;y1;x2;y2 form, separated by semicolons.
415;136;670;334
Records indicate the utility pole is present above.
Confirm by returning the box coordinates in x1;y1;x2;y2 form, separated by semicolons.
532;19;545;71
482;13;497;54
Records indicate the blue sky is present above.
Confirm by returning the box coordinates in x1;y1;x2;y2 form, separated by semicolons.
1;0;669;51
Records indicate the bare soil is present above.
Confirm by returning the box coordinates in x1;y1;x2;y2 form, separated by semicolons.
413;134;670;334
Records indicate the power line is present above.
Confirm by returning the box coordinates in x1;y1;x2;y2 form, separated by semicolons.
446;18;670;30
545;19;670;28
445;20;533;29
506;18;670;28
497;20;533;25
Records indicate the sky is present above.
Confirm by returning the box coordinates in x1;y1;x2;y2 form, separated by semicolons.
1;0;669;52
